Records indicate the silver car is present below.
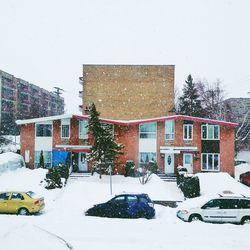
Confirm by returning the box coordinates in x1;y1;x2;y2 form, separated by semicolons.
177;195;250;224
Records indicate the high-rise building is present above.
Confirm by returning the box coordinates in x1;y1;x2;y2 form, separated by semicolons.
0;70;64;134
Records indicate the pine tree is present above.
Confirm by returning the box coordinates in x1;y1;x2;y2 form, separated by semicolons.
178;75;205;117
88;103;123;178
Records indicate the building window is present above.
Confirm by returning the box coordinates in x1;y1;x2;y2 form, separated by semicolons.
201;153;220;171
140;152;156;163
139;122;157;139
36;124;52;137
183;124;193;140
165;120;175;140
34;151;52;168
79;120;88;139
61;119;70;139
202;124;220;140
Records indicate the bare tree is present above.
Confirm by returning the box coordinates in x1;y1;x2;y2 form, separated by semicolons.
196;78;226;120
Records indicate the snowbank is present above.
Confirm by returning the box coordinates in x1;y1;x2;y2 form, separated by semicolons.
235;163;250;181
0;152;25;174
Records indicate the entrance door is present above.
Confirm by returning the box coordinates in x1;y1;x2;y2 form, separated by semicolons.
78;153;88;172
165;154;174;174
183;154;193;173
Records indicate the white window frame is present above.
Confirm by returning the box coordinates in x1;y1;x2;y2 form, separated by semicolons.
139;122;157;139
201;124;220;140
61;119;70;139
165;120;175;141
183;124;193;140
139;152;157;163
201;153;220;171
79;120;88;139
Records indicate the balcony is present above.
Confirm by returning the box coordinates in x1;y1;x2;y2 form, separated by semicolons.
79;77;84;85
79;91;83;98
79;105;83;112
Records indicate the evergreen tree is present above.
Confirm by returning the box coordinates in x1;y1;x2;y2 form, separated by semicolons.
178;75;205;117
39;150;45;168
88;103;123;178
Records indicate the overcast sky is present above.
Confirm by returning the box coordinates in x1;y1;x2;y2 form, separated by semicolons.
0;0;250;114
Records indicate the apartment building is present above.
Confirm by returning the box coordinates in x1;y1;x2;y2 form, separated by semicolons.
0;70;64;134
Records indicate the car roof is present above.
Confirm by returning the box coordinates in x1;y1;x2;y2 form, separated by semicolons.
115;193;148;197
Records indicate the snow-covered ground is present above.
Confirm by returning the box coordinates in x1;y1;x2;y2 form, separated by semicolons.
0;168;250;250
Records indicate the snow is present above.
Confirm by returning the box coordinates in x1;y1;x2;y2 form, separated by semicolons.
0;152;25;174
0;169;249;250
235;163;250;181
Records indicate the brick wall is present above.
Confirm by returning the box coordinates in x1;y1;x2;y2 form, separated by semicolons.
20;124;35;169
82;65;175;120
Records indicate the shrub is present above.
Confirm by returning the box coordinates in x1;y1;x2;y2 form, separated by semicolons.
179;175;200;198
138;161;158;185
124;160;135;177
44;165;70;189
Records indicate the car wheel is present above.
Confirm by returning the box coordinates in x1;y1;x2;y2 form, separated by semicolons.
241;217;250;225
18;208;29;216
189;214;202;222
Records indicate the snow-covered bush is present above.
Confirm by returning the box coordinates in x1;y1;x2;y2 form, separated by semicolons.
44;165;69;189
138;161;158;184
0;152;25;175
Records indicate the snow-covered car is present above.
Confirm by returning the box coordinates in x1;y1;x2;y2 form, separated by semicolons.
85;193;155;219
0;191;45;215
177;195;250;224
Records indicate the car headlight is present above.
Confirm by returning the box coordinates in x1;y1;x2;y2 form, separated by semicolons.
178;210;189;214
148;202;154;208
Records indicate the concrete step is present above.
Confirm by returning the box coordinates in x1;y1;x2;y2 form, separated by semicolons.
69;172;91;178
157;173;177;182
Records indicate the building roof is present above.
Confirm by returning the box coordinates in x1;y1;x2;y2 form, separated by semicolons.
16;114;239;127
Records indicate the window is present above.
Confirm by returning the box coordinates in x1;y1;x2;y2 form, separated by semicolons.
139;122;156;139
183;124;193;140
239;199;250;209
35;151;52;168
36;124;52;137
127;195;138;203
140;152;156;163
61;119;70;139
79;120;88;139
202;124;220;140
165;120;174;140
202;199;221;209
0;192;11;200
202;153;220;171
11;193;24;200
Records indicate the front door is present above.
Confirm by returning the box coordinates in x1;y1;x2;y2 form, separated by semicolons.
78;153;88;172
183;154;193;173
165;154;174;174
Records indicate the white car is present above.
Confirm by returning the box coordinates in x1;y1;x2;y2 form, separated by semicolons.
177;195;250;224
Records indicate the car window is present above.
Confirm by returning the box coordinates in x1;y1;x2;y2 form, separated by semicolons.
11;193;24;200
202;199;221;209
26;191;38;199
0;192;11;200
139;197;149;204
239;199;250;209
220;199;239;209
111;196;126;204
127;195;138;203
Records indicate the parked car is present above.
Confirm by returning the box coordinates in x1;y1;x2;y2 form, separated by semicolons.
0;191;45;215
177;195;250;224
240;172;250;187
85;193;155;219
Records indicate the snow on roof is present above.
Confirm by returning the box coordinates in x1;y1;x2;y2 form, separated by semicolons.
16;114;239;127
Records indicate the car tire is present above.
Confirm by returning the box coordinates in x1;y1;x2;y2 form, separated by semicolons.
18;208;29;216
189;214;202;222
241;216;250;225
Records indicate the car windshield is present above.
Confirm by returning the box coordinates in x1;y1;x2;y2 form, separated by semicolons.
26;191;39;199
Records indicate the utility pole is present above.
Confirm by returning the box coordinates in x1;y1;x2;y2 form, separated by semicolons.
53;87;64;115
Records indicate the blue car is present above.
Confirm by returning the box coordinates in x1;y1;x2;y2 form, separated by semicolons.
85;193;155;219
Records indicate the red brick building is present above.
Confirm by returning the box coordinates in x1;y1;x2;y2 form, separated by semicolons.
16;114;237;176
